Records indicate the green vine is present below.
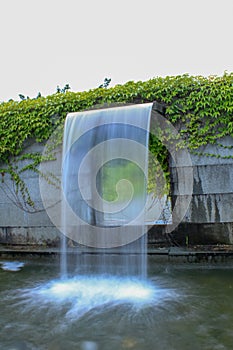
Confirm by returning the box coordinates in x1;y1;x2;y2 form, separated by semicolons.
0;73;232;210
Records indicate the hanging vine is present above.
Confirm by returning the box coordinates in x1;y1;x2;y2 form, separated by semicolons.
0;72;232;210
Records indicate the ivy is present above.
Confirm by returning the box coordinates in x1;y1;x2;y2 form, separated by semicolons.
0;72;232;209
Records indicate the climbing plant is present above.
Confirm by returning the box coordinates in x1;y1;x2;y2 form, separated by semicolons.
0;72;232;210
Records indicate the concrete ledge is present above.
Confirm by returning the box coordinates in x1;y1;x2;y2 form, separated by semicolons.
0;245;233;264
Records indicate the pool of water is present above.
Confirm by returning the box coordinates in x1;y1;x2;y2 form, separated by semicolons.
0;257;233;350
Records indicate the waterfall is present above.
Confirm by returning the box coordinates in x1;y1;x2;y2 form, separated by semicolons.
61;103;153;278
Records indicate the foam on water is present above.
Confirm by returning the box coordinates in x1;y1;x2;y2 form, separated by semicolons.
0;261;25;271
19;275;176;321
38;276;153;302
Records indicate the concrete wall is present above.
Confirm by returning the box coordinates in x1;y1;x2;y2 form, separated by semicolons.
1;136;233;246
0;141;62;246
167;135;233;245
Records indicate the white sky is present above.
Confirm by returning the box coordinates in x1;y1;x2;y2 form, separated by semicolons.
0;0;233;102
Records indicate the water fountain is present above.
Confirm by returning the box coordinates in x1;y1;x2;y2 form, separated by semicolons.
37;102;160;324
1;103;233;349
60;102;155;278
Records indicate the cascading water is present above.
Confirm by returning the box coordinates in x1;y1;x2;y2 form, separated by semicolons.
36;101;172;318
61;103;154;278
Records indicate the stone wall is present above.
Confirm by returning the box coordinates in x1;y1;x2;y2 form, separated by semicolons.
0;141;62;246
167;135;233;245
1;136;233;246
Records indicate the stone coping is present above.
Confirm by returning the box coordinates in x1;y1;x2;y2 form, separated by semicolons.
0;244;233;258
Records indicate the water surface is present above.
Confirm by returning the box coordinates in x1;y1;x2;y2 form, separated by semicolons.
0;258;232;350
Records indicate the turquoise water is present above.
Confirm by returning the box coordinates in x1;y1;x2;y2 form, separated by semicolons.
0;258;233;350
